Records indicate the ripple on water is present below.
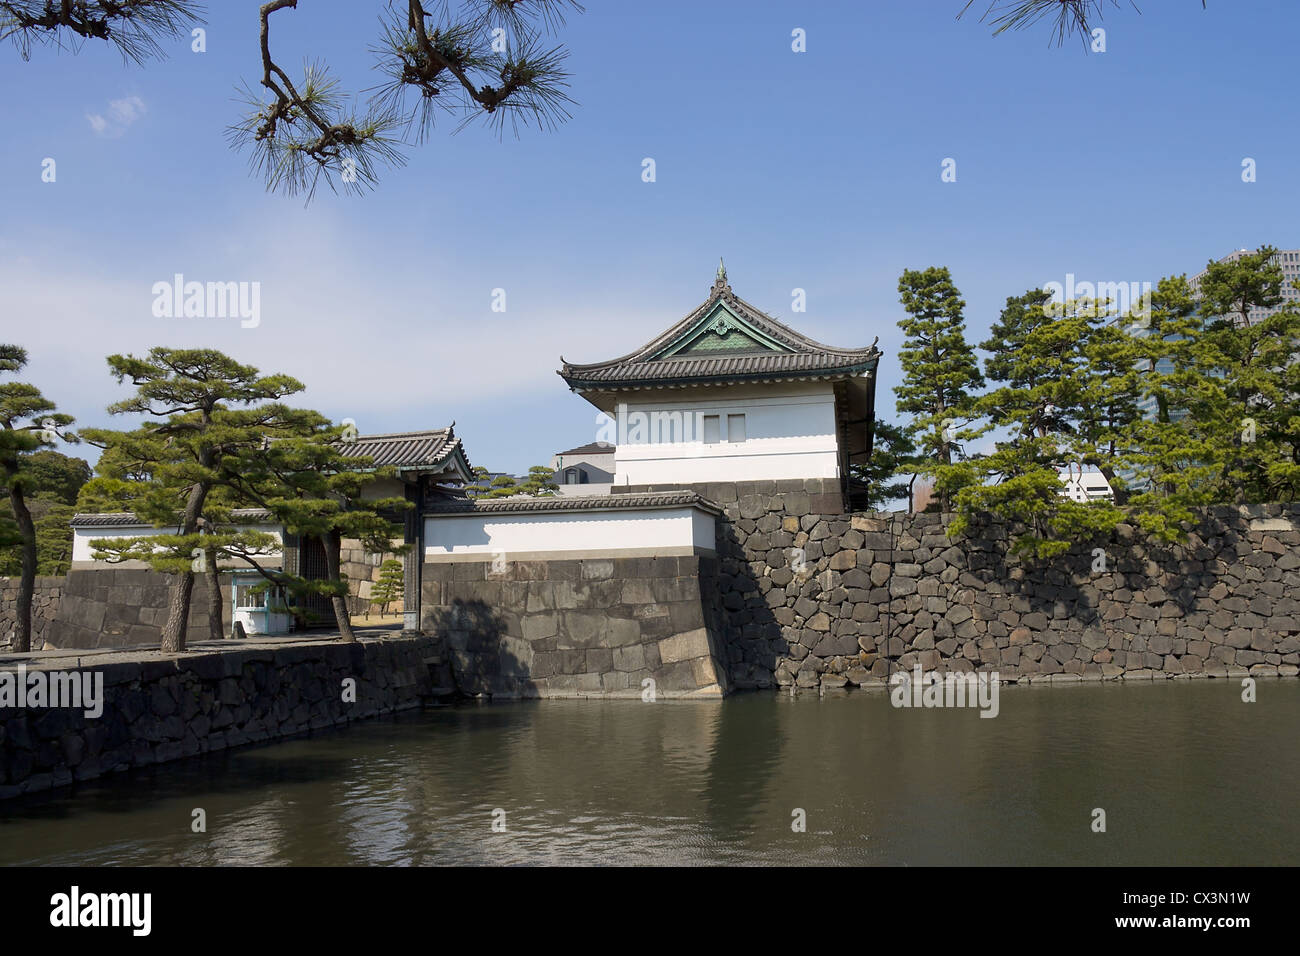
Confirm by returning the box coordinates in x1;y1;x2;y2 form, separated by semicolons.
1;681;1297;865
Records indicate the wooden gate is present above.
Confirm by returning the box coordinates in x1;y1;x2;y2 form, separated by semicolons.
298;534;335;627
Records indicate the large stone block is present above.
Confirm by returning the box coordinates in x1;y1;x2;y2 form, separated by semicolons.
659;628;712;664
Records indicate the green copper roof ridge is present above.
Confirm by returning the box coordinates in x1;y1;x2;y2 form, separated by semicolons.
656;299;788;358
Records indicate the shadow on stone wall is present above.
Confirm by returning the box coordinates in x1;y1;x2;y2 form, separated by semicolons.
711;514;787;690
714;495;1300;689
421;558;730;699
44;569;232;650
425;598;531;698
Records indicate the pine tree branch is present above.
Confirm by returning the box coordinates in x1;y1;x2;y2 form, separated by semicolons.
957;1;1206;48
0;0;204;63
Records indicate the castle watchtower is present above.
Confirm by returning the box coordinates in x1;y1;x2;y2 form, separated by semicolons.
559;262;880;510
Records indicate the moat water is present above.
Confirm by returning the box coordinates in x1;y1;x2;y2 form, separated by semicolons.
2;680;1297;865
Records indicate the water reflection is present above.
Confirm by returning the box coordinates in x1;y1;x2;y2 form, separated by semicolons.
2;681;1297;865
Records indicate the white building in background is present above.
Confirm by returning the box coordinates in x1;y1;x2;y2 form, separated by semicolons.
549;441;615;495
1120;245;1298;427
1060;470;1114;503
557;262;880;493
1188;247;1300;325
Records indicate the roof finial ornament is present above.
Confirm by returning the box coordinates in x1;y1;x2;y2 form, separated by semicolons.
713;257;730;294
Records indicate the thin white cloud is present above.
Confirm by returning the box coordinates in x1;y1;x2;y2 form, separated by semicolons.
0;212;685;471
86;96;146;137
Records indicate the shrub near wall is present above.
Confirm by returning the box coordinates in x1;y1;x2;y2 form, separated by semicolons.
706;491;1300;690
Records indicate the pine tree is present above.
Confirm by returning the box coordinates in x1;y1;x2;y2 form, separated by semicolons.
894;267;987;512
947;250;1300;556
0;451;90;577
80;348;315;653
980;289;1055;387
1;1;580;201
369;559;405;617
849;418;918;511
1188;247;1300;504
955;295;1132;556
468;464;558;498
959;1;1209;49
0;345;75;651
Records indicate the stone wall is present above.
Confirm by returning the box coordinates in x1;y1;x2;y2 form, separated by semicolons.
44;569;235;649
0;634;442;799
702;490;1300;690
340;540;405;617
420;555;729;699
0;576;63;651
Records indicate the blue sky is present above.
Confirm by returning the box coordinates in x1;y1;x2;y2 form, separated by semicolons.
2;0;1297;474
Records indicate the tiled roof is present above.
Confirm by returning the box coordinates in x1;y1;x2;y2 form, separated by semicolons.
71;509;274;528
336;428;473;476
563;349;879;387
559;270;879;390
555;441;615;457
425;490;722;517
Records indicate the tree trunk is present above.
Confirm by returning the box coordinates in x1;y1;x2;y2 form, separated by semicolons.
8;484;36;653
205;544;224;641
161;571;195;654
160;481;208;654
325;529;355;642
1098;464;1129;507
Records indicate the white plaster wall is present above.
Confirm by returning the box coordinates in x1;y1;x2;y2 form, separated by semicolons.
424;506;715;557
72;524;284;565
613;383;840;484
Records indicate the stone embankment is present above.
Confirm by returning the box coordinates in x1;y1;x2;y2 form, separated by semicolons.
0;634;449;799
702;489;1300;690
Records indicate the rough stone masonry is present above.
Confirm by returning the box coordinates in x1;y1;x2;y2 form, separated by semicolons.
420;554;730;699
0;635;443;799
669;483;1300;691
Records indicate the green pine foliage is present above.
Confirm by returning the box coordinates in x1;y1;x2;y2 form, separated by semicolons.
894;266;988;512
79;348;317;652
226;420;412;641
467;464;558;498
849;418;918;511
369;558;405;616
1;345;76;650
909;247;1300;558
0;451;90;577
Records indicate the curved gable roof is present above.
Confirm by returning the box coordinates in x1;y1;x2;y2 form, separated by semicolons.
558;265;880;390
336;427;474;483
